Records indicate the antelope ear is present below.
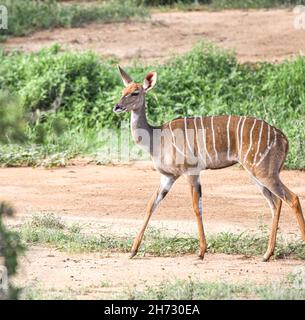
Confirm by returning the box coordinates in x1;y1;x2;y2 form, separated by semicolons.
143;71;157;92
118;65;133;87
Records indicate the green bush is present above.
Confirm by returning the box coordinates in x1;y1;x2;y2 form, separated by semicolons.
0;203;25;299
0;91;27;143
0;43;305;168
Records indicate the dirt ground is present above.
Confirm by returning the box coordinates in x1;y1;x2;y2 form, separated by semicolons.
2;162;305;235
15;247;304;299
3;8;305;299
2;163;305;299
5;9;305;64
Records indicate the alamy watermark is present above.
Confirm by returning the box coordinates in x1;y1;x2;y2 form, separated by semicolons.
95;120;209;175
0;5;8;30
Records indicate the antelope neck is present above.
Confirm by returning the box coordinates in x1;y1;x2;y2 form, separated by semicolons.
131;101;154;155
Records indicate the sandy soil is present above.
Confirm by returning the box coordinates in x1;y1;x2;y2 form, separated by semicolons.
5;9;305;64
15;247;304;299
2;163;305;236
2;163;304;299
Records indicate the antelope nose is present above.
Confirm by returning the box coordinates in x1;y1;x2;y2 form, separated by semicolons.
113;104;121;112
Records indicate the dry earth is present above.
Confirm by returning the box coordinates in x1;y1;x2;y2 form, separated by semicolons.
1;163;305;299
5;9;305;64
15;247;304;300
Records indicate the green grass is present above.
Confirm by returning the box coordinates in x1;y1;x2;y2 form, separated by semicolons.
21;287;74;300
130;274;305;300
142;0;305;10
30;212;65;230
15;214;305;300
0;127;104;167
209;0;305;9
0;0;149;40
17;213;305;259
1;43;305;168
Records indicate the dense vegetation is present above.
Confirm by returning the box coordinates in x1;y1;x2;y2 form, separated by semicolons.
0;43;304;168
0;0;148;40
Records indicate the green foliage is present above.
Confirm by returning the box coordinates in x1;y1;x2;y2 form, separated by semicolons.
0;43;305;168
0;91;27;143
0;0;148;39
0;203;25;300
208;231;305;259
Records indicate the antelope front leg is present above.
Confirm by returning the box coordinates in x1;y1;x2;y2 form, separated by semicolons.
130;174;177;259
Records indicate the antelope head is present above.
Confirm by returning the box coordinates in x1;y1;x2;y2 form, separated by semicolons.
113;65;157;113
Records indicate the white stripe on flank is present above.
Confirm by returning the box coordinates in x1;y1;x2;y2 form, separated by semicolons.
227;115;231;160
273;128;277;145
243;118;256;164
194;116;205;166
239;117;247;159
169;121;185;158
184;117;194;156
255;126;276;168
267;124;271;146
253;120;264;166
211;116;219;161
236;116;243;155
200;116;213;164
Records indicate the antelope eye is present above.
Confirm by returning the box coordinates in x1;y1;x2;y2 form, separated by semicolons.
131;91;139;96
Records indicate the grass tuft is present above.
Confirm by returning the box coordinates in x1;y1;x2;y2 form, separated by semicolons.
130;275;305;300
30;213;65;230
143;0;305;10
17;215;305;259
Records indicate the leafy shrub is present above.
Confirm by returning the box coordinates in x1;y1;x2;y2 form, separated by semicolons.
0;203;25;299
0;91;27;143
0;43;305;168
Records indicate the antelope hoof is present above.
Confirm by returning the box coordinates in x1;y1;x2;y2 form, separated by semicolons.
129;250;137;259
262;255;271;262
198;254;205;260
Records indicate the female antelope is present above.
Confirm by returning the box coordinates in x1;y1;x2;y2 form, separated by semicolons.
114;66;305;261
